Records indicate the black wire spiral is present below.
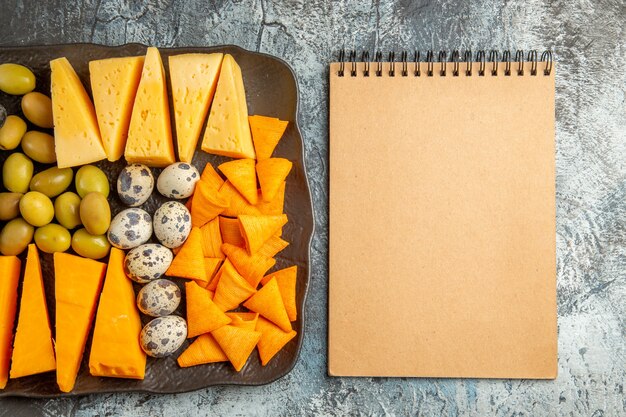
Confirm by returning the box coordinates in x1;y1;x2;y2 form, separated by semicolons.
337;49;553;77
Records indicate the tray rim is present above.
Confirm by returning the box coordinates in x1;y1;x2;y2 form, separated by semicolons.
0;42;315;398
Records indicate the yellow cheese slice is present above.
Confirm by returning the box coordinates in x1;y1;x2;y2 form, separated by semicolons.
0;255;20;389
89;56;144;162
125;47;176;167
10;244;56;379
54;252;106;393
89;248;146;379
169;53;223;163
50;57;107;168
201;54;255;159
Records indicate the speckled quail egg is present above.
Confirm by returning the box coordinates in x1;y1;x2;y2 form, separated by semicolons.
156;162;200;199
153;201;191;248
136;279;181;317
117;164;154;207
108;208;153;249
124;243;173;283
140;315;187;358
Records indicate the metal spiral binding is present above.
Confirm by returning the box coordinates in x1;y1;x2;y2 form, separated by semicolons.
336;49;553;77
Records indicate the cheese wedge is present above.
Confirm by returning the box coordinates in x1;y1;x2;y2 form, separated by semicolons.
169;53;223;163
10;245;56;379
54;253;106;393
89;56;144;162
50;57;107;168
125;47;176;167
89;248;146;379
0;256;20;389
201;54;255;159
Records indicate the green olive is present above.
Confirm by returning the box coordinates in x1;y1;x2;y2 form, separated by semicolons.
79;192;111;235
71;228;111;259
21;92;53;128
21;131;56;163
0;63;36;95
3;152;33;193
0;192;23;221
0;115;27;150
34;223;71;253
54;191;82;229
0;218;34;256
19;191;54;227
30;167;73;198
75;165;110;198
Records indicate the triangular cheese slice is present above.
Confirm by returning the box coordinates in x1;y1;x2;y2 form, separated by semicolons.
50;57;107;168
166;227;206;282
177;334;227;367
0;256;21;388
89;56;144;162
200;218;224;258
89;248;146;379
256;316;297;366
243;278;291;332
185;281;231;338
125;47;175;167
170;53;224;163
248;115;288;160
218;159;258;204
219;181;262;217
213;260;256;311
201;54;255;159
256;181;286;215
211;325;261;372
54;253;106;392
261;266;298;321
238;214;288;254
221;243;276;288
10;245;56;379
256;158;292;202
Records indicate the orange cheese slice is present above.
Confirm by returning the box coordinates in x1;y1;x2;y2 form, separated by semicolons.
169;53;224;163
125;47;175;167
54;253;106;392
50;57;107;168
89;56;144;162
201;54;255;159
0;256;21;389
89;248;146;380
10;244;56;379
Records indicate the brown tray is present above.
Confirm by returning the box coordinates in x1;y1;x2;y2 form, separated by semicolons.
0;44;313;397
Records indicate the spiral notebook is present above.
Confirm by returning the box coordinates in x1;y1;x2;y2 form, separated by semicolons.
328;50;557;378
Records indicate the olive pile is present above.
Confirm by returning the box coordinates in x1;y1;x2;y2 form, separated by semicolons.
0;63;112;258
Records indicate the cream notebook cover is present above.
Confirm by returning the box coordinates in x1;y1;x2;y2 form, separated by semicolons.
328;51;556;378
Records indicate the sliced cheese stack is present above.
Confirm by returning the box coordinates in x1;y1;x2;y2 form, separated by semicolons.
89;248;146;379
50;57;107;168
125;47;176;167
201;54;256;159
0;256;20;389
10;245;56;379
169;53;223;163
54;253;106;393
89;56;144;162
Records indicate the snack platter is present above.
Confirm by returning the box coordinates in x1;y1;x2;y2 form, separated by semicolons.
0;44;313;397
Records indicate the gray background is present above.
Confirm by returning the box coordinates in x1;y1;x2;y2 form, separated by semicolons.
1;0;624;415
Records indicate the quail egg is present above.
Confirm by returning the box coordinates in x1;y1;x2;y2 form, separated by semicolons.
124;243;173;283
140;315;187;358
117;164;154;207
157;162;200;199
108;208;152;249
136;279;181;317
153;201;192;248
